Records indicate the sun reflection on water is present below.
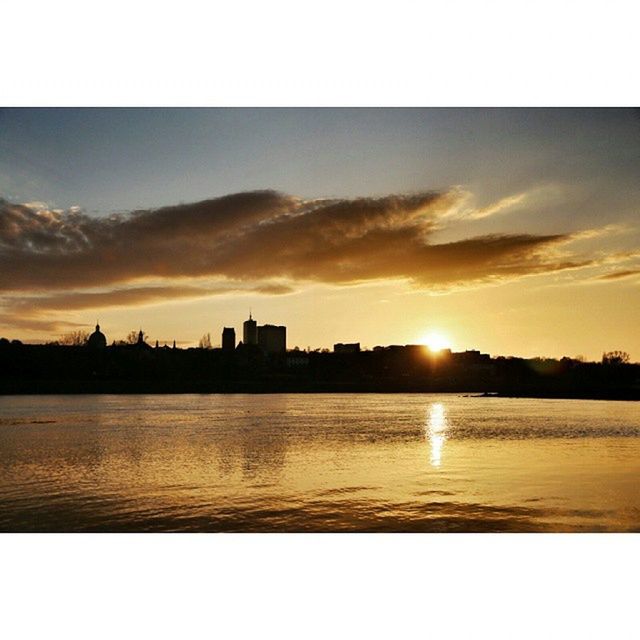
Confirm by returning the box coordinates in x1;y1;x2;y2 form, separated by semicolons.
427;402;448;467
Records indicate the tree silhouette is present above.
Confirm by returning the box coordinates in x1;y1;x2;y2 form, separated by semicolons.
602;351;630;365
126;330;147;344
198;333;212;349
59;330;89;346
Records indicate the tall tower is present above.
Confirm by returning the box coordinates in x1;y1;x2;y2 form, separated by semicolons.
243;312;257;345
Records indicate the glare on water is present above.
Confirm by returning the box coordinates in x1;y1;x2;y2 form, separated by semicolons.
1;393;639;532
427;402;447;467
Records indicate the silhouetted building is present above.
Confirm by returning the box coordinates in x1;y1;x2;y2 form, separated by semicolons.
334;342;360;354
258;324;286;354
286;351;309;367
87;324;107;349
134;329;152;350
222;327;236;351
243;312;258;346
454;350;491;364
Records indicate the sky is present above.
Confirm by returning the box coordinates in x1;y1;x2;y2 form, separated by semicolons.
0;107;639;360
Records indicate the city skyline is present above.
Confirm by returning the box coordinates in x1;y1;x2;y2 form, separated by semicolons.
1;108;639;360
14;309;634;366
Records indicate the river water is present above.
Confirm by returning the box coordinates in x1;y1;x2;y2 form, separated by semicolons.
0;394;638;532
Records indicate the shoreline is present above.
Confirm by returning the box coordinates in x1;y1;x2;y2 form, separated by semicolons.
1;384;638;401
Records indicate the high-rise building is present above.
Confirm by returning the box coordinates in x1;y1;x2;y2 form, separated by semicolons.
222;327;236;351
257;324;286;354
243;312;257;345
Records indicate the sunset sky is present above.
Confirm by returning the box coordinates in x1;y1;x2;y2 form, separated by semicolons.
1;108;639;359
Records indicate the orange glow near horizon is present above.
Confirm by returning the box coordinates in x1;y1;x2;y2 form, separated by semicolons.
420;331;453;353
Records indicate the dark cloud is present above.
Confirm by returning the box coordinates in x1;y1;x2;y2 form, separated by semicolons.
5;286;218;315
0;314;85;333
0;190;586;299
597;268;640;281
0;283;295;333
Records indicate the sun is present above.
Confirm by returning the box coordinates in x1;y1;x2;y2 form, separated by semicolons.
421;331;452;353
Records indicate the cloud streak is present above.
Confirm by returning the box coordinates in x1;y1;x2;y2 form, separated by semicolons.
2;282;293;315
0;188;613;334
467;192;529;220
0;282;295;335
0;189;586;292
597;268;640;281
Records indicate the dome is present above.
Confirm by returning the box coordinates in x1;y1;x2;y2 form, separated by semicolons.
87;324;107;349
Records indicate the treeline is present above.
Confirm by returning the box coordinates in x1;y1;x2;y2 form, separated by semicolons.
0;340;638;398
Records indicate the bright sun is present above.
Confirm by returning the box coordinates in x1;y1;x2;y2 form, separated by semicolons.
421;331;452;353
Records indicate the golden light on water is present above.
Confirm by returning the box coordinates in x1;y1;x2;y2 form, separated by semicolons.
421;331;452;353
427;402;448;467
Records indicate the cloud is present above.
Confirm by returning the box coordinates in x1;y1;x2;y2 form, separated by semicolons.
0;189;584;290
5;283;293;314
0;314;85;333
596;268;640;281
467;192;529;220
0;282;295;334
569;224;630;242
0;188;608;332
451;184;573;223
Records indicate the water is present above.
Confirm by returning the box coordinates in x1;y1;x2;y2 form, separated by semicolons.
0;394;639;532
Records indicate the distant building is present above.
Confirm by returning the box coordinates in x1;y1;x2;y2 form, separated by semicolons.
286;352;309;368
334;342;360;354
454;350;490;364
243;312;258;345
222;327;236;351
87;324;107;349
258;324;286;354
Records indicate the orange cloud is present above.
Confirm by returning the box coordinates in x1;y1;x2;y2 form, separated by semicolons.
0;188;607;333
0;190;583;291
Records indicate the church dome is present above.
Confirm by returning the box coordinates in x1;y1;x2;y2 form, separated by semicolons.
87;324;107;349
